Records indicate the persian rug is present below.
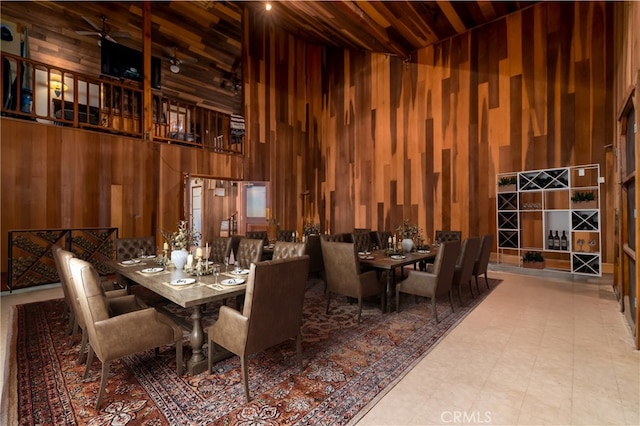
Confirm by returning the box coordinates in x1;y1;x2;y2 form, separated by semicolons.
10;277;501;425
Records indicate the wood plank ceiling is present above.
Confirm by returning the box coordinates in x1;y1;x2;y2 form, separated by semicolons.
0;1;535;114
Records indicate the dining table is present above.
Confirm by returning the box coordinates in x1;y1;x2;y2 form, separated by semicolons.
358;248;437;312
107;258;249;375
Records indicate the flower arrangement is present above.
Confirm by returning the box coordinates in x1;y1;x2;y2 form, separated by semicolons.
266;217;280;226
396;219;421;240
162;220;201;251
303;221;321;235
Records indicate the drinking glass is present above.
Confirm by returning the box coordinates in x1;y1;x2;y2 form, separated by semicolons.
224;257;229;272
213;265;221;284
138;249;145;260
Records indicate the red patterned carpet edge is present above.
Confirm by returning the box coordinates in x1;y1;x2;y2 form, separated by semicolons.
11;277;501;425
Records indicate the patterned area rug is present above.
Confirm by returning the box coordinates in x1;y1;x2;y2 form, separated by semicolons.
13;277;501;425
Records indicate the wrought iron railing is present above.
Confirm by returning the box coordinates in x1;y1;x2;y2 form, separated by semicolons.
7;227;119;292
1;52;243;153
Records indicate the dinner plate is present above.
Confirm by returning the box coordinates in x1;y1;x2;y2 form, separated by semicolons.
170;278;196;286
141;267;164;273
221;278;245;286
141;255;156;259
121;259;141;265
365;256;375;260
390;255;406;260
232;269;250;275
417;250;431;254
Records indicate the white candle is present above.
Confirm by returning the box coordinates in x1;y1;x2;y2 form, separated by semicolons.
163;242;169;251
196;247;203;258
388;236;392;245
187;254;194;268
393;236;397;245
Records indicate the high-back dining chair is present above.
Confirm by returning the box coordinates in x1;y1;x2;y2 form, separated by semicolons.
235;238;264;268
320;239;383;322
473;234;494;292
272;241;306;259
210;236;232;263
68;257;183;410
276;229;296;242
453;237;481;305
395;240;460;322
115;236;156;261
207;256;310;401
246;231;269;246
435;230;462;243
52;247;128;365
351;231;372;253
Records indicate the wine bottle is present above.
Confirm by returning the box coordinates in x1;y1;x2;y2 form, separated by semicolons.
553;231;560;250
561;231;568;250
547;230;554;250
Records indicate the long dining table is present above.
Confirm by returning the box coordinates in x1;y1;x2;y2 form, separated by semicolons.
107;258;247;375
358;249;437;312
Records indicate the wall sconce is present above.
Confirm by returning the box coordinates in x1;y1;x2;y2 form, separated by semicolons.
49;80;68;98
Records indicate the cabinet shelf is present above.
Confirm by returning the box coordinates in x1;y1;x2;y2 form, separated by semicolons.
496;164;602;276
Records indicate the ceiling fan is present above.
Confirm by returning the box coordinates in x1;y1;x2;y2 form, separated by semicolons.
75;15;130;45
163;46;198;74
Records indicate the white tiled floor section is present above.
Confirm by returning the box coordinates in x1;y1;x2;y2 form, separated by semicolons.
1;269;638;425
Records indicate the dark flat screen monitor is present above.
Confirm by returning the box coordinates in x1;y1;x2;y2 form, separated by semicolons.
101;39;161;89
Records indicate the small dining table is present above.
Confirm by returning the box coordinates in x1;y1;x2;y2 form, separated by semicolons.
107;259;248;375
358;249;437;312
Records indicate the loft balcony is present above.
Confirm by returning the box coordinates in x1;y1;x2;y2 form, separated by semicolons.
1;52;244;154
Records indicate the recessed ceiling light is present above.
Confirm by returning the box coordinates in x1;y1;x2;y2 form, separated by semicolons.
265;2;272;12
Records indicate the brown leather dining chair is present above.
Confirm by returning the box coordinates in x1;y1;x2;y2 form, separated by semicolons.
210;236;232;263
272;241;306;259
320;239;384;322
235;238;264;268
276;229;296;242
395;240;460;322
351;231;372;253
207;256;310;402
68;257;183;410
453;237;481;305
473;234;494;293
115;236;156;261
52;247;128;364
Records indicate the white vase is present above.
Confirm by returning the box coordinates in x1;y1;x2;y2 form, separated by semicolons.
402;238;414;253
171;249;189;270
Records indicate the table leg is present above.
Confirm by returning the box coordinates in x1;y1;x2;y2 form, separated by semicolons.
385;268;393;313
187;305;208;374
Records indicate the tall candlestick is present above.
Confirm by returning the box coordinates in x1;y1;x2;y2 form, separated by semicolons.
163;242;169;251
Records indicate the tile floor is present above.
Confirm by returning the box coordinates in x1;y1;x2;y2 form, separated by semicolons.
1;268;638;425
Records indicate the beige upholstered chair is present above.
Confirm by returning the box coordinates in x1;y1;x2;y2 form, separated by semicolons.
69;257;183;409
453;237;481;305
115;236;156;261
395;240;460;322
351;231;372;253
235;238;264;268
320;239;383;322
272;241;306;259
207;256;310;401
52;247;128;364
210;236;232;263
322;233;346;242
473;234;494;292
276;229;296;242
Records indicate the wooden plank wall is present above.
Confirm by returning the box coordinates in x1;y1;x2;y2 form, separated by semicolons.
0;119;243;287
244;2;614;258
